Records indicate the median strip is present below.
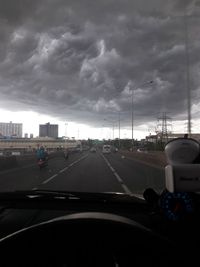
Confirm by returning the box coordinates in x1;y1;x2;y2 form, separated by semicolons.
119;152;165;170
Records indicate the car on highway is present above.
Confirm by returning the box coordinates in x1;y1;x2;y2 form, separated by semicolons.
63;149;69;160
137;148;148;153
102;145;111;154
90;147;97;153
0;0;200;266
76;144;83;153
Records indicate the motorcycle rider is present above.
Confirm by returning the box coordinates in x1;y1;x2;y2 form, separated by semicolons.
64;148;69;160
36;146;48;163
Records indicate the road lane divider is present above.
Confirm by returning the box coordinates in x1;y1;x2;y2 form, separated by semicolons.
42;174;58;184
59;167;69;173
101;153;132;195
40;154;88;185
113;171;123;183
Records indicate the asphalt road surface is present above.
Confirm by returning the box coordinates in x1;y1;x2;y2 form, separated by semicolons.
0;150;165;196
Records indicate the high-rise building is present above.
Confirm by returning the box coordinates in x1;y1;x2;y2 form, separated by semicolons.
24;133;28;138
30;133;34;138
39;122;58;138
0;122;23;137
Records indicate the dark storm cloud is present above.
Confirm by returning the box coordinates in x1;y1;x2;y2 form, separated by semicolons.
0;0;200;128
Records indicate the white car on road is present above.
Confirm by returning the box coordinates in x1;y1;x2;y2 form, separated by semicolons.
102;145;111;154
90;147;97;153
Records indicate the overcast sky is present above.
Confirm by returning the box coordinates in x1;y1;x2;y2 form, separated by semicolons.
0;0;200;138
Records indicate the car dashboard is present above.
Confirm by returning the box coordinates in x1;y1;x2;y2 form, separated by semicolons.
0;190;200;266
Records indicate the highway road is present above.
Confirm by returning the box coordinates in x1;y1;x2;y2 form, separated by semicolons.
0;150;165;196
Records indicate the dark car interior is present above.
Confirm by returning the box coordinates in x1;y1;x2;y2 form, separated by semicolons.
0;188;199;266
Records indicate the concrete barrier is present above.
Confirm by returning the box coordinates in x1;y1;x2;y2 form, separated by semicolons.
120;150;167;168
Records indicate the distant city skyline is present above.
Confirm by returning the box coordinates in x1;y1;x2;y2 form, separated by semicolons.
39;122;58;138
0;121;23;137
1;109;200;141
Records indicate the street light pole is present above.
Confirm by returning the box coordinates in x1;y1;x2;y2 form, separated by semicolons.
65;122;68;151
65;123;68;138
104;118;115;142
131;88;134;152
130;80;153;152
184;6;191;137
118;111;121;149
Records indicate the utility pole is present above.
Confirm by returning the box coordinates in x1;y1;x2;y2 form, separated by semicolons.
118;111;121;149
131;88;134;152
77;128;79;140
184;6;192;137
65;123;68;138
103;118;116;144
130;80;153;152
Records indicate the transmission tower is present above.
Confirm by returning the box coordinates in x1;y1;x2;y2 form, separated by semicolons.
157;112;172;144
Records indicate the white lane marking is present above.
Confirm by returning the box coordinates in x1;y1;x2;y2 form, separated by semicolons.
134;194;145;200
121;184;132;195
59;167;69;173
110;166;115;172
41;154;88;185
101;153;132;195
42;174;58;184
113;172;123;183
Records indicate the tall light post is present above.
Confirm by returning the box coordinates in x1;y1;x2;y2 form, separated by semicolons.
103;118;117;144
65;123;68;138
130;80;153;152
184;6;191;137
118;111;121;149
77;128;80;140
64;122;68;151
131;87;134;151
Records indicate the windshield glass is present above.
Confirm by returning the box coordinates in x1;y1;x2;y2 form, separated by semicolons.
0;0;199;196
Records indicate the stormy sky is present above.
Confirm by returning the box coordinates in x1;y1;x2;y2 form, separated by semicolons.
0;0;200;135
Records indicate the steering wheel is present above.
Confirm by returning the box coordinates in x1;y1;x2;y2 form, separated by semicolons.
0;212;175;266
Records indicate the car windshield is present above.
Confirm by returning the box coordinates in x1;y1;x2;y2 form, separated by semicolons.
0;0;199;197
